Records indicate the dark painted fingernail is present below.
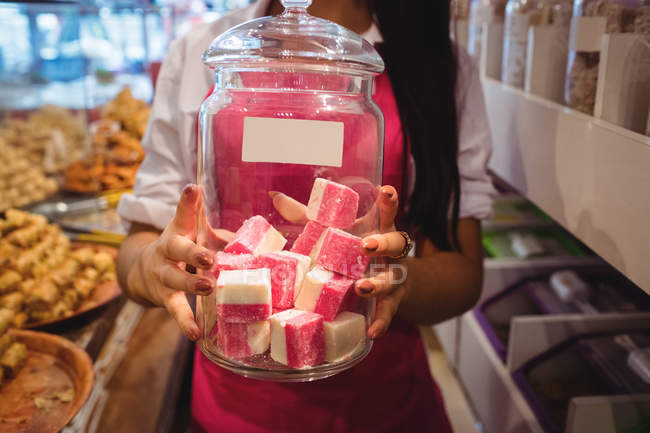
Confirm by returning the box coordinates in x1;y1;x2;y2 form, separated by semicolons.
381;187;394;199
196;278;213;292
362;238;378;251
183;184;198;198
197;252;213;267
268;190;280;199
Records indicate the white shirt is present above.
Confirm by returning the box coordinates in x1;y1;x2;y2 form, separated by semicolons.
118;0;496;230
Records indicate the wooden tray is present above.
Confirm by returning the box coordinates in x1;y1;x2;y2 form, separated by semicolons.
0;329;94;433
23;243;122;330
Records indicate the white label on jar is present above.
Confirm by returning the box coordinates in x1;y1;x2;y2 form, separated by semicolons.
241;117;344;167
569;16;607;53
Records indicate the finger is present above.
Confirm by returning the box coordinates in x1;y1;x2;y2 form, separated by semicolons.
361;231;406;257
163;290;201;341
160;234;214;269
269;191;308;224
349;202;379;235
159;262;214;295
378;186;398;233
367;294;401;339
206;227;235;249
355;272;393;297
169;184;201;236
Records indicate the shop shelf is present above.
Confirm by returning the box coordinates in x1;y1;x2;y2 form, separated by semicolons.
482;77;650;294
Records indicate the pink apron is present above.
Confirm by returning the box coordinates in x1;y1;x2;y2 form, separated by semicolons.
190;72;454;433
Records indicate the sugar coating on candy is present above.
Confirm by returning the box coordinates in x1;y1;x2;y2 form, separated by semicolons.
340;288;362;313
212;252;260;277
224;215;287;256
315;228;370;279
324;312;366;363
214;320;270;359
215;269;271;323
270;309;324;368
294;266;354;321
306;178;359;229
290;221;327;262
257;251;311;309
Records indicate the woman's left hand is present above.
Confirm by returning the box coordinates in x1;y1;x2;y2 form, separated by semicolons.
356;185;410;340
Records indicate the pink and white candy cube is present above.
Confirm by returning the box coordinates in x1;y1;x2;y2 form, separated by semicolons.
215;268;272;323
294;266;354;321
314;228;370;279
224;215;287;256
270;309;324;368
212;251;260;277
257;251;310;309
306;178;359;229
290;221;327;261
324;312;366;362
214;320;270;359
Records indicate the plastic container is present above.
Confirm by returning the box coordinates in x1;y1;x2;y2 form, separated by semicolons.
468;0;508;59
196;0;384;381
565;0;649;115
502;0;573;88
488;194;551;226
475;270;650;361
513;332;650;433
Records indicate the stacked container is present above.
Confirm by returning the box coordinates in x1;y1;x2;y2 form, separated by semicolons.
565;0;650;114
469;0;508;59
502;0;573;88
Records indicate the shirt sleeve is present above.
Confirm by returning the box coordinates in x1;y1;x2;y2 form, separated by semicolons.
455;48;497;220
117;38;192;231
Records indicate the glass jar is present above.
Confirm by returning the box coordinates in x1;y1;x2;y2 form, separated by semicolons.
196;0;384;381
502;0;573;88
565;0;648;114
468;0;508;59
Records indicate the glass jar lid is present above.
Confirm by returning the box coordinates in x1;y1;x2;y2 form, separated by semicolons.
202;0;384;74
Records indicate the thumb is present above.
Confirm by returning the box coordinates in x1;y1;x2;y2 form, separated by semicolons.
169;184;201;236
378;185;398;233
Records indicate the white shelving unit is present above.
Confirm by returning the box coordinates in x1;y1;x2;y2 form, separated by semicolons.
482;78;650;294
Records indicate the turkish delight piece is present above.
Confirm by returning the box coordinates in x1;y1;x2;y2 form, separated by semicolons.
224;215;287;256
306;178;359;229
340;288;362;313
315;228;370;279
290;221;327;262
212;252;260;277
270;309;324;368
215;269;272;323
294;266;354;321
214;320;270;359
257;251;311;309
324;312;366;363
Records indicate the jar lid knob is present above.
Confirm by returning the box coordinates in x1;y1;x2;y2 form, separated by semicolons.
281;0;312;9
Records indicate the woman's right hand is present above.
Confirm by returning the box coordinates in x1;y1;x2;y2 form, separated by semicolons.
125;184;230;341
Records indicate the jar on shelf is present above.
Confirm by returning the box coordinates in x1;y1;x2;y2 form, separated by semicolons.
502;0;573;88
452;0;472;20
196;0;384;381
565;0;649;115
468;0;508;59
452;0;472;48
